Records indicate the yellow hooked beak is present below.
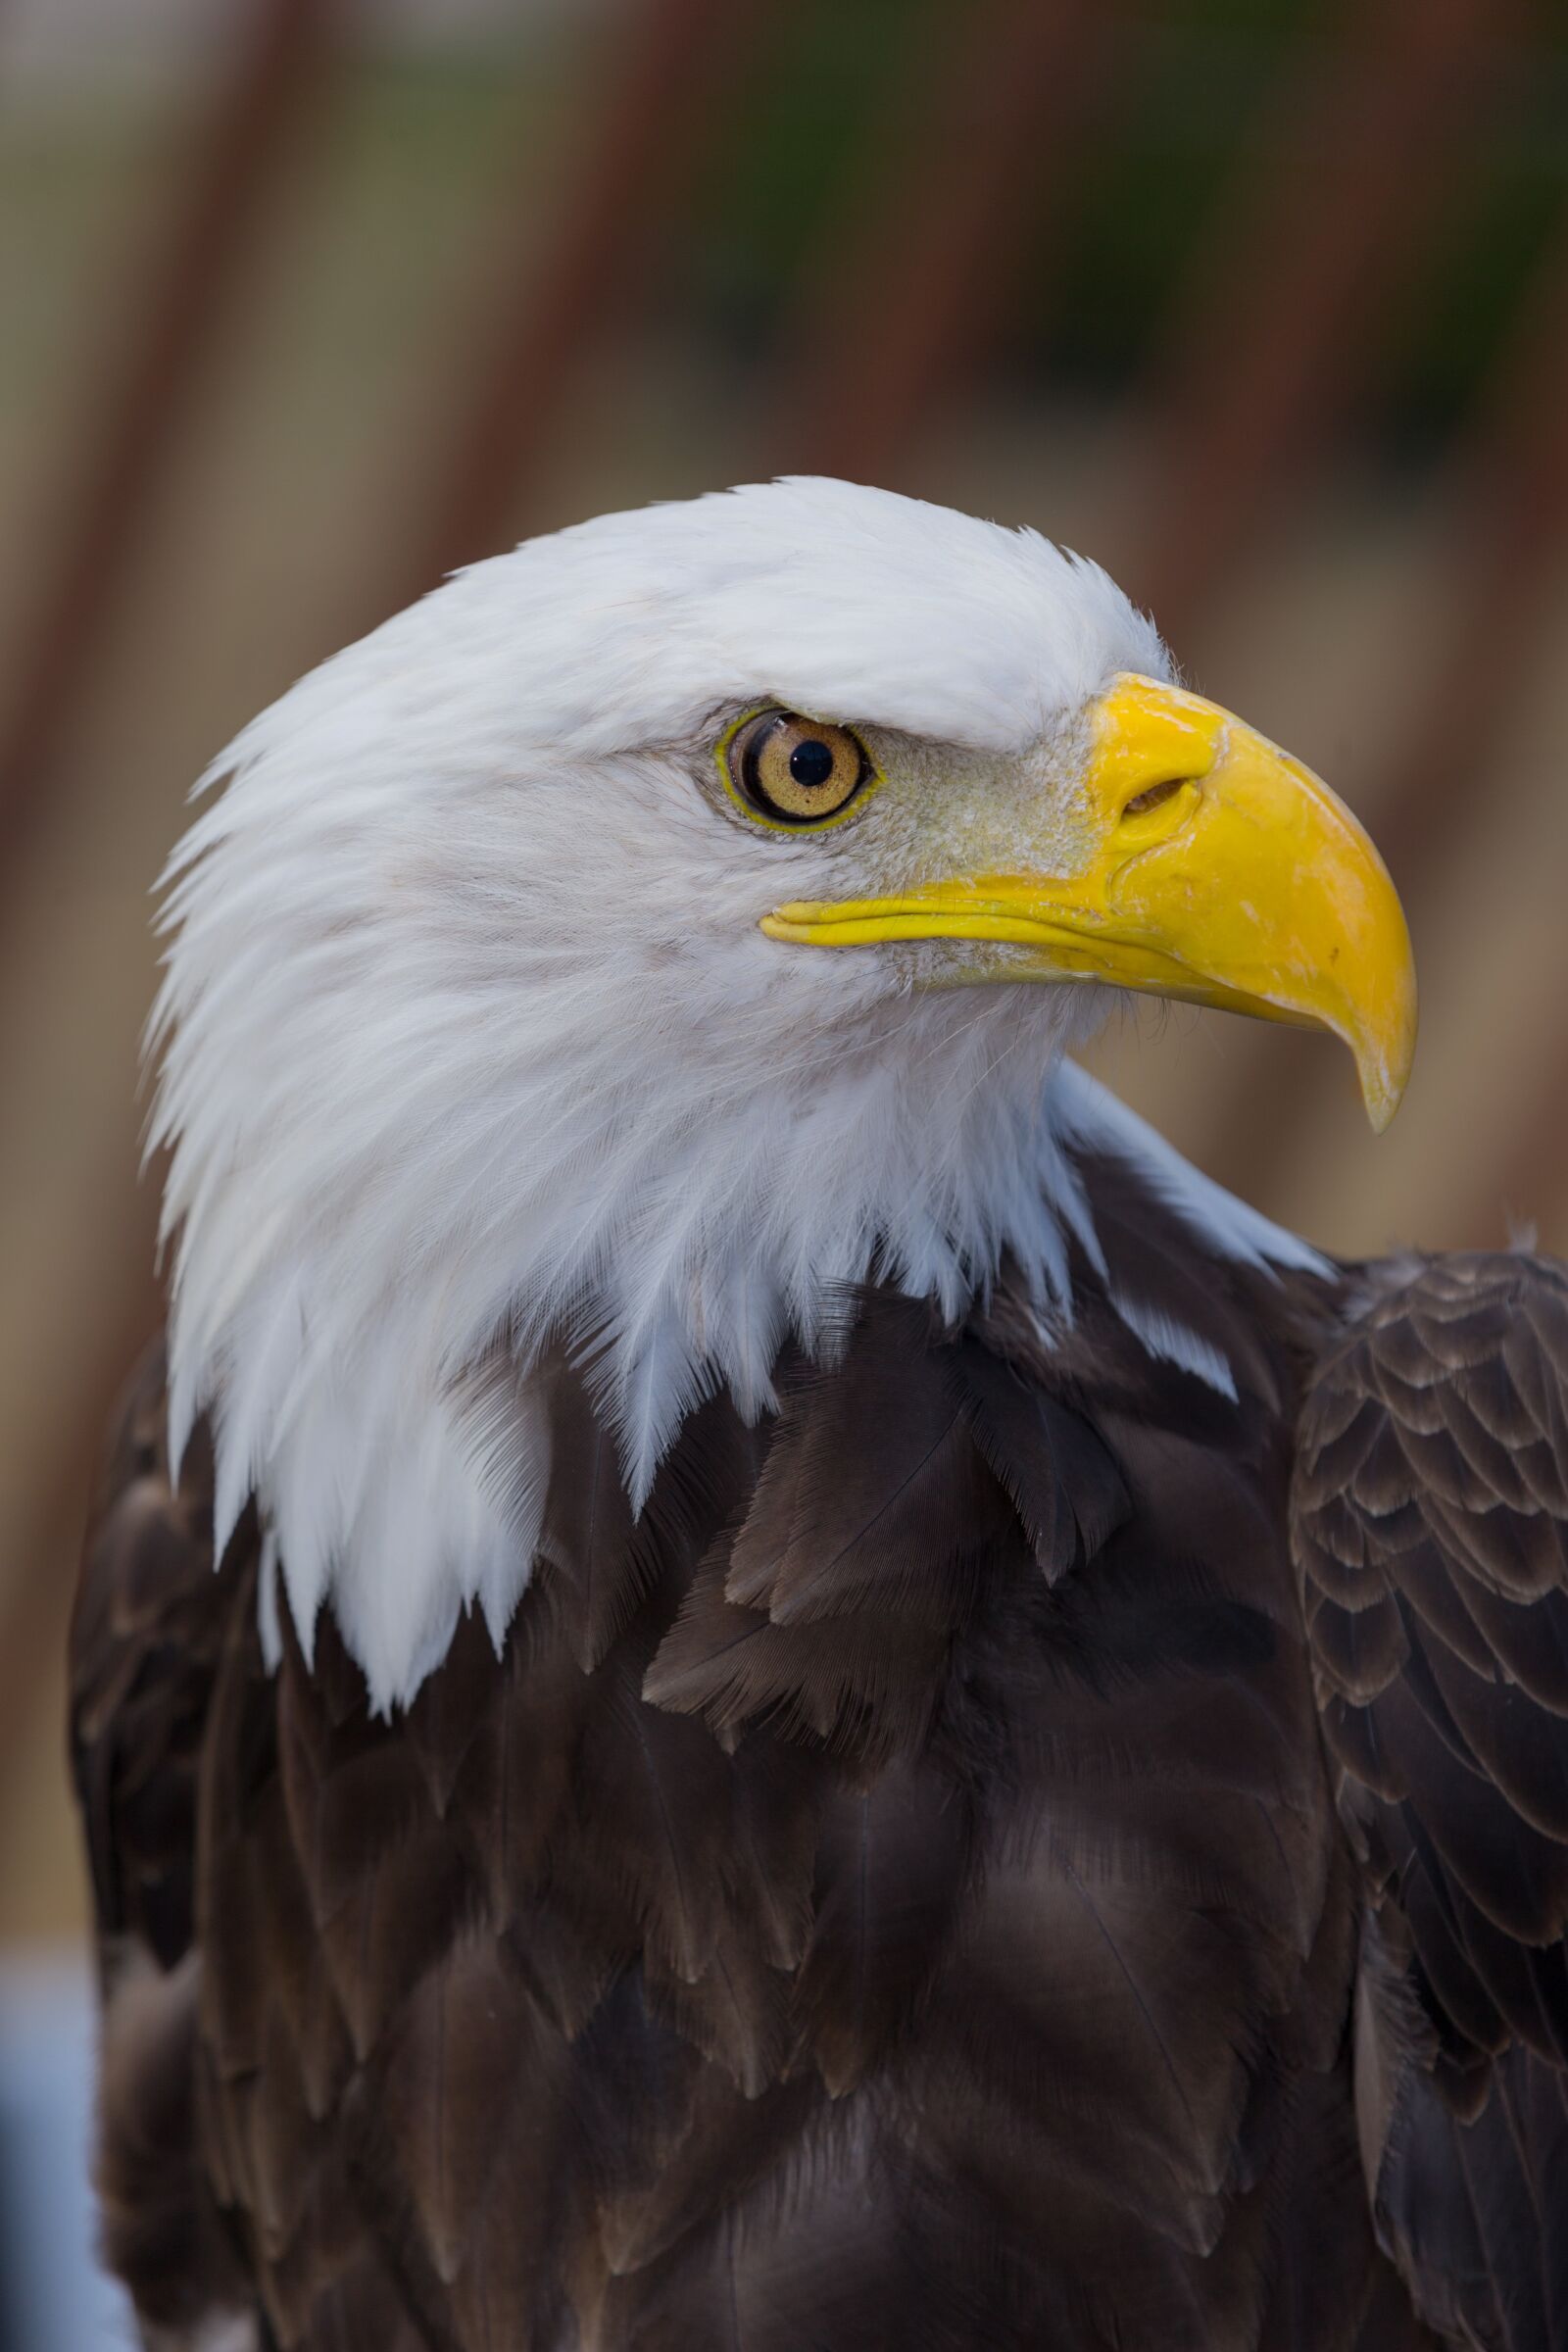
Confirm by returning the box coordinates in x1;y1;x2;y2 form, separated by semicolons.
760;673;1417;1131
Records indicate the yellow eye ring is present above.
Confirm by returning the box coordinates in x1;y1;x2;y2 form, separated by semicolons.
716;708;881;833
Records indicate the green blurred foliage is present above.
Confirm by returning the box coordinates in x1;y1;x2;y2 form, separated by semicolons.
669;0;1568;444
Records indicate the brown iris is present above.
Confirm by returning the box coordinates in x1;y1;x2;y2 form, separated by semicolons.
726;710;871;825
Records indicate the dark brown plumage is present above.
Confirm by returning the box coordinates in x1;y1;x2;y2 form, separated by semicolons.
70;1143;1568;2350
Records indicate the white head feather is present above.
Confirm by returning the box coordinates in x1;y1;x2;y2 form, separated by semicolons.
149;478;1316;1709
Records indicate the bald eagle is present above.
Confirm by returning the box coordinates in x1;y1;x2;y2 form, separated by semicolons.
72;480;1567;2352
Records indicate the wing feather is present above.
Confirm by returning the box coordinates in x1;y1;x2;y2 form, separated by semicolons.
1295;1252;1568;2344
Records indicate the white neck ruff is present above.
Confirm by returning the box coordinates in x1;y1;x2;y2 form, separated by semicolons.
161;983;1321;1711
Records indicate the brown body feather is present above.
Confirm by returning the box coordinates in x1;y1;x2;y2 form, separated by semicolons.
71;1154;1568;2348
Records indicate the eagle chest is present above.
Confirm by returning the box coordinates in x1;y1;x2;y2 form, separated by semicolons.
184;1290;1368;2350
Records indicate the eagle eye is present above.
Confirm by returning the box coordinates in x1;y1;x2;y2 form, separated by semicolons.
720;710;875;829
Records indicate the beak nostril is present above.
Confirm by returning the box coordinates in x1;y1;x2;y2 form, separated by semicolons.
1122;776;1189;819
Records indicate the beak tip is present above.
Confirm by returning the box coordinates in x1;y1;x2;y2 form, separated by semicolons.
1355;1026;1416;1136
1346;923;1416;1134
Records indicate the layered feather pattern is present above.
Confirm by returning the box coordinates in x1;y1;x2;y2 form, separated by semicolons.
72;1145;1509;2352
1295;1251;1568;2350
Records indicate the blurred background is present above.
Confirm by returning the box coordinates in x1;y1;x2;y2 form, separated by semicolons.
0;0;1565;2337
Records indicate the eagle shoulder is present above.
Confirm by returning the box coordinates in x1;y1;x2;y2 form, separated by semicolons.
69;1340;261;2350
1293;1250;1568;2349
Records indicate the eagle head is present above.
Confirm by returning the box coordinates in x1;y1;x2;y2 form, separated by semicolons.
150;478;1414;1705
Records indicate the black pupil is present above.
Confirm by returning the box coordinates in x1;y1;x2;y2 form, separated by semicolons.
789;737;837;790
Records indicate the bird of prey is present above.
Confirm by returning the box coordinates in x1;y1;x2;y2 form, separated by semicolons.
72;479;1568;2352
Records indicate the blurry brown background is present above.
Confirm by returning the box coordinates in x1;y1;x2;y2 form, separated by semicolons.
2;0;1566;1958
